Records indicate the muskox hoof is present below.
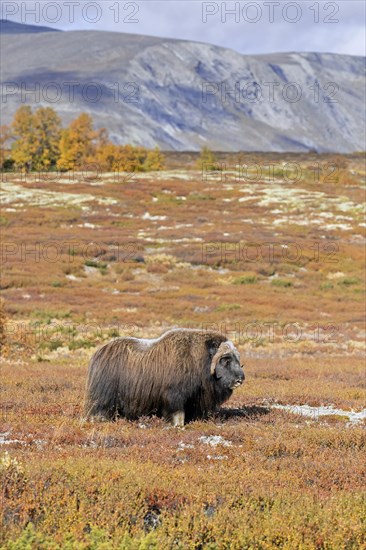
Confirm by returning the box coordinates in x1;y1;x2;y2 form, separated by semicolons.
171;411;185;427
88;413;110;423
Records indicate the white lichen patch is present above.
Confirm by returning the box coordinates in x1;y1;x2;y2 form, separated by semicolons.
323;223;353;231
133;171;200;182
158;223;193;231
199;435;232;447
327;272;345;280
177;441;194;451
77;223;99;229
0;181;118;209
247;184;365;219
238;196;256;203
0;432;24;446
272;404;366;424
142;212;167;221
84;265;99;275
66;274;81;281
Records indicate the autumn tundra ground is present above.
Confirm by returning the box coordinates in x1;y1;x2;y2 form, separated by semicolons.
1;153;365;549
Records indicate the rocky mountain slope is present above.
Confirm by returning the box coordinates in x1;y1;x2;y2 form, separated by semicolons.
1;21;365;151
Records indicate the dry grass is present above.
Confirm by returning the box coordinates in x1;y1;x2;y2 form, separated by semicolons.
1;153;365;548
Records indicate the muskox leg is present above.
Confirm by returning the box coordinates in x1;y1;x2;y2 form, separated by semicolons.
171;411;185;427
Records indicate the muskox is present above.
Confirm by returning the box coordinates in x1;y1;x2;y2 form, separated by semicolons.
84;328;245;426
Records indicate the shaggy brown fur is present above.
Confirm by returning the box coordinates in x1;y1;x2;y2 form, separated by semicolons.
84;329;244;425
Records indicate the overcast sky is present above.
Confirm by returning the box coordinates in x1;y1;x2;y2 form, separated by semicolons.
2;0;365;55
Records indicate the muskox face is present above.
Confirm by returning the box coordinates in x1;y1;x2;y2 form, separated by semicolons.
210;341;245;390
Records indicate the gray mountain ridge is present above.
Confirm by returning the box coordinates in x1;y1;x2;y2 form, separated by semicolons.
1;21;365;152
0;19;62;34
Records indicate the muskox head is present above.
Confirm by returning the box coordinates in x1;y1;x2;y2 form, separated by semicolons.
210;341;245;390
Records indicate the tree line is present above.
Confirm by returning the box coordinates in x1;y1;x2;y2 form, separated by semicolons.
0;106;165;172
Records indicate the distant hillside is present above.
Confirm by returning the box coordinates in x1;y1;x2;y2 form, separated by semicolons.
1;21;365;152
0;19;61;34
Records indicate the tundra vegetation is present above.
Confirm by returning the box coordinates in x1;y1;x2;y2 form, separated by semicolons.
1;152;365;549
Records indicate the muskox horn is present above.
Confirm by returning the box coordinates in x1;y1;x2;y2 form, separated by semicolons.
210;341;236;376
